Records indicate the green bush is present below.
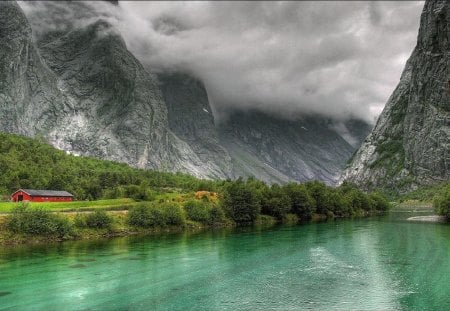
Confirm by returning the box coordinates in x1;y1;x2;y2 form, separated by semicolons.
183;200;226;225
434;183;450;218
163;203;186;225
368;192;390;211
261;195;291;220
85;210;113;229
184;200;211;223
6;203;73;237
305;181;333;214
128;203;185;228
344;188;370;212
74;213;87;228
209;206;226;225
128;203;162;227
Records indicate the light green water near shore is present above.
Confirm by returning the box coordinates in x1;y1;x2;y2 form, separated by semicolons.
0;209;449;310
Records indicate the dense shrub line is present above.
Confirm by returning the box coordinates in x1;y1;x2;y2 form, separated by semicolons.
434;182;450;218
128;203;186;227
6;203;73;237
75;210;113;229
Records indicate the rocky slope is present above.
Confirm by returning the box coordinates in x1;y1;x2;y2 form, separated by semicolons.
340;0;449;192
158;73;233;178
0;1;371;184
217;111;364;184
0;1;66;137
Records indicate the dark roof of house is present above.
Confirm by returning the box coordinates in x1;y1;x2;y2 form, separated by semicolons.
17;189;74;197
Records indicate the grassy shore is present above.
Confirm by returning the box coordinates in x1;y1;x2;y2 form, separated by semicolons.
0;208;387;247
0;192;194;213
0;198;138;213
0;211;230;246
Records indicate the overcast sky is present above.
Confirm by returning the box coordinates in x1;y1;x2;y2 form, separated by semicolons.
20;1;424;123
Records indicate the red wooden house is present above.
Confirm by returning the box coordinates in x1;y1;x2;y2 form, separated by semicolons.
11;189;74;202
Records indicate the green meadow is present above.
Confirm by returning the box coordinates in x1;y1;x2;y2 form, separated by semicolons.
0;198;137;213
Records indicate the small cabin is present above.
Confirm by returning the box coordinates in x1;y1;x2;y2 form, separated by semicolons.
11;189;74;203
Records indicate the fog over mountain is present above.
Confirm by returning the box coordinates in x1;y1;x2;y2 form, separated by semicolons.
19;1;423;124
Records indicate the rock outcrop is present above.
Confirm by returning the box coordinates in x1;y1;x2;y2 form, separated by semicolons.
341;0;449;191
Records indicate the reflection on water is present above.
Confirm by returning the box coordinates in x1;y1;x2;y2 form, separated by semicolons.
0;210;449;310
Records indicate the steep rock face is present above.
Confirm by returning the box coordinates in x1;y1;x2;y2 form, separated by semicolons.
217;111;360;185
0;1;67;137
38;20;169;166
158;73;232;178
341;0;449;191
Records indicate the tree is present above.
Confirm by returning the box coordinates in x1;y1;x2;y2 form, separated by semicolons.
222;179;261;224
283;183;314;219
368;192;390;211
305;181;333;214
261;186;291;220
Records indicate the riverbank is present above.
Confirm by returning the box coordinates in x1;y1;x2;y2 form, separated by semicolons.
0;211;231;246
0;209;385;247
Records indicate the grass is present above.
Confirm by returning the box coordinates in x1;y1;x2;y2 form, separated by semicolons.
0;198;138;213
154;192;196;204
0;192;197;213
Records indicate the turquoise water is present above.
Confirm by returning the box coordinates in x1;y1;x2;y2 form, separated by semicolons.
0;210;449;310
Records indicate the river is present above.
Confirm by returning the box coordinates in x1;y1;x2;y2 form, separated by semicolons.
0;209;449;310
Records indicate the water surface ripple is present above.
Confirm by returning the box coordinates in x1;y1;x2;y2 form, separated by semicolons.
0;210;448;310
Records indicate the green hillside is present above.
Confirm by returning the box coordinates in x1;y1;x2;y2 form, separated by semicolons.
0;132;213;200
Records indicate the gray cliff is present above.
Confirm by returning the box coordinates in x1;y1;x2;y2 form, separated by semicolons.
158;73;233;178
341;0;449;191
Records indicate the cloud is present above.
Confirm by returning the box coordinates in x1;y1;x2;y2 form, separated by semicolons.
19;1;424;123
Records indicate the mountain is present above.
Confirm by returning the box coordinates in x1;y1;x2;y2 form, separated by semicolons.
159;72;370;184
216;111;367;184
0;1;227;180
340;0;449;192
0;1;371;184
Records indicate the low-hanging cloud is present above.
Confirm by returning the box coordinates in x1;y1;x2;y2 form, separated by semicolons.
19;1;424;123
